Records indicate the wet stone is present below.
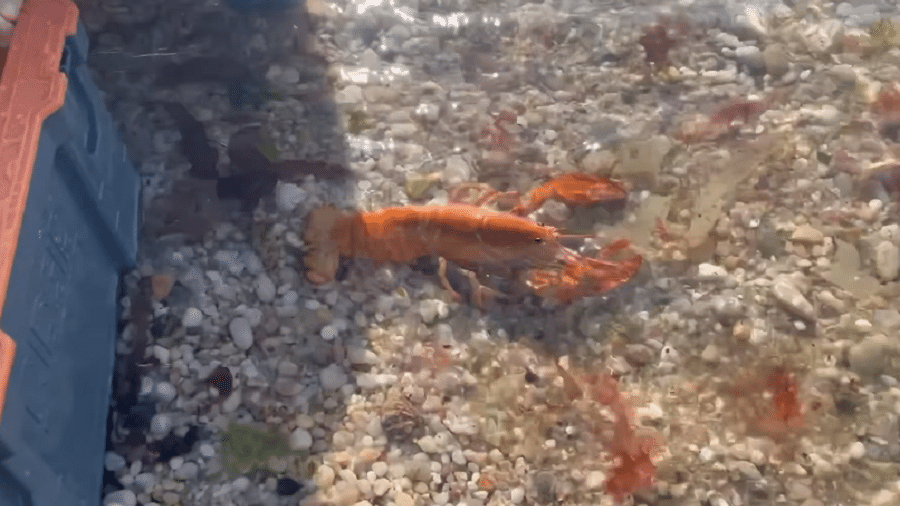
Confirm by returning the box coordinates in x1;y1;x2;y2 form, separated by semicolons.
276;477;302;496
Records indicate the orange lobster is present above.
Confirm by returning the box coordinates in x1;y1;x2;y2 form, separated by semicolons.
303;203;642;306
452;173;628;216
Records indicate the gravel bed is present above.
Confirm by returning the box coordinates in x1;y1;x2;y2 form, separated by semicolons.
76;0;900;505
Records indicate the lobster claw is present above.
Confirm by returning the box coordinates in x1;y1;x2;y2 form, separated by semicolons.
528;241;643;304
513;173;628;215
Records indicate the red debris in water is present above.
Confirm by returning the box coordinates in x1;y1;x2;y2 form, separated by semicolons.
586;374;660;503
639;24;677;68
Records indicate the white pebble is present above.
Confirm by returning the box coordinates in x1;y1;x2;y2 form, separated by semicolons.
104;451;126;472
289;427;313;450
660;345;680;364
233;476;251;491
174;461;199;480
372;478;391;496
169;456;184;470
417;435;442;453
697;262;727;279
199;443;216;458
771;276;815;320
275;181;306;212
418;298;448;324
847;441;866;460
320;364;348;390
510;487;525;504
134;472;156;490
320;324;338;341
140;376;155;396
152;344;170;364
150;413;172;435
181;307;203;327
154;382;177;403
244;307;263;327
229;317;254;350
371;461;388;477
255;274;276;302
103;490;137;506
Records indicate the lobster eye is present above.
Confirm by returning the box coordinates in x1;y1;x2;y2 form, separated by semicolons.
534;237;543;243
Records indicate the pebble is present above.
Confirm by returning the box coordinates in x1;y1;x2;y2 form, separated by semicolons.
418;298;449;324
413;103;441;123
700;344;720;364
103;490;137;506
181;307;203;327
199;443;216;458
788;481;812;501
585;470;606;490
874;240;900;281
847;441;866;460
762;43;790;78
849;334;890;377
150;413;172;435
320;364;348;390
104;451;126;472
255;274;276;302
154;381;177;403
395;491;415;506
332;479;361;505
791;224;825;244
732;460;763;480
278;182;307;213
660;345;680;363
371;461;388;476
173;461;199;480
417;434;443;453
771;276;815;321
803;104;841;125
336;84;363;104
320;324;339;340
712;295;743;319
277;477;302;496
134;472;155;490
443;155;472;185
228;317;254;350
715;32;740;48
734;45;764;73
290;427;314;450
510;487;525;504
697;263;727;279
372;478;391;496
233;476;251;491
275;378;304;397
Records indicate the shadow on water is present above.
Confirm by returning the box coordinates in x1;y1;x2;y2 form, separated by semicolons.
75;0;354;502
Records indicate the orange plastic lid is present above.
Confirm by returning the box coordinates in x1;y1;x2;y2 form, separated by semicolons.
0;0;79;423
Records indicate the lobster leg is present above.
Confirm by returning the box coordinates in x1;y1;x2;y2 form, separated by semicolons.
465;271;503;308
438;257;502;307
438;257;464;303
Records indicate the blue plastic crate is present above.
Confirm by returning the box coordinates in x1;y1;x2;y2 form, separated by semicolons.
0;0;140;505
